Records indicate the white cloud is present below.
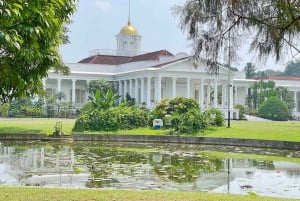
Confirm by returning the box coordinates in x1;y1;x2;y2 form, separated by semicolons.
94;0;112;12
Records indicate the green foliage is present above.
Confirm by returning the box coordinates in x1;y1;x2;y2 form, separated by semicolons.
88;80;116;100
258;96;289;121
0;103;10;117
284;60;300;76
234;104;247;119
90;89;120;110
171;108;207;134
174;0;300;73
0;0;77;102
204;108;224;127
151;98;170;119
73;105;150;132
247;80;293;113
244;62;256;78
169;97;199;114
152;97;224;135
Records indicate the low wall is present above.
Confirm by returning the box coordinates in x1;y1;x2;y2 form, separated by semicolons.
1;134;299;150
0;134;46;140
73;134;300;150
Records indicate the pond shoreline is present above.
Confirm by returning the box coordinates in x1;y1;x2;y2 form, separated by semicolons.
0;133;300;150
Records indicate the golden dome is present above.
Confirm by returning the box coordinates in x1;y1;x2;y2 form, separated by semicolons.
120;21;138;35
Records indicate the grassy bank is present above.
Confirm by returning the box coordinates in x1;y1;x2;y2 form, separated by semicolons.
0;118;299;142
0;187;298;201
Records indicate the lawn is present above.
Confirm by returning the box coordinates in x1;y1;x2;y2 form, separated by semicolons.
0;118;75;135
0;187;298;201
0;118;299;142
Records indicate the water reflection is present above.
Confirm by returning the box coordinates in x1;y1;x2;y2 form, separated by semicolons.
0;141;299;199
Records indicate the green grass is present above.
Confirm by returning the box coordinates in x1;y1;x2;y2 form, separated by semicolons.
0;187;298;201
0;118;300;142
201;121;300;142
0;118;75;135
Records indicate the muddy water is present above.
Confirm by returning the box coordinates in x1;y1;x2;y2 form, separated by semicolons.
0;141;299;199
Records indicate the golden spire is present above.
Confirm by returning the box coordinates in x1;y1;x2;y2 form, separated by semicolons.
119;0;138;35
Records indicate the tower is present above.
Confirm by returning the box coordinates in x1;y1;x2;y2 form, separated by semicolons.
116;0;142;56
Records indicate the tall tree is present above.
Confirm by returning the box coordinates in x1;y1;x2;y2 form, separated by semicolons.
174;1;300;73
0;0;77;103
244;63;256;78
284;60;300;76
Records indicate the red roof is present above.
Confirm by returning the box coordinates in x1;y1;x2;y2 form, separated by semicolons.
253;76;300;81
78;50;174;65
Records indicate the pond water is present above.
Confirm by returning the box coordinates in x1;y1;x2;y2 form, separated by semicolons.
0;141;300;199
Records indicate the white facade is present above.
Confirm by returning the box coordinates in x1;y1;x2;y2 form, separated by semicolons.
44;21;300;119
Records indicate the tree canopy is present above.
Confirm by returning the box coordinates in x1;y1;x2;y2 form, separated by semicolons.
174;0;300;73
284;60;300;76
0;0;77;103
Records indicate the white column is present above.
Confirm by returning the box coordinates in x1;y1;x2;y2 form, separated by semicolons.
222;82;226;107
294;91;298;112
129;79;133;97
186;77;191;98
206;83;211;107
172;77;177;98
72;79;76;105
147;76;151;108
86;80;90;102
135;78;139;103
57;78;61;92
118;80;122;103
234;86;238;105
214;79;218;108
42;78;46;90
124;80;127;100
200;78;204;109
140;78;145;103
230;82;234;109
157;76;162;103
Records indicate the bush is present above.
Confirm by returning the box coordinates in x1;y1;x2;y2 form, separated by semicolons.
72;105;150;132
203;108;225;127
258;96;289;121
234;104;247;119
169;97;199;114
172;108;207;134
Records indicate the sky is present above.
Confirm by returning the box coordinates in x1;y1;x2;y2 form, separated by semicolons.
59;0;291;71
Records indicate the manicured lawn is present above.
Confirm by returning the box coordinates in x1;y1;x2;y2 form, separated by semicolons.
0;118;75;135
0;118;299;142
201;121;300;142
0;187;298;201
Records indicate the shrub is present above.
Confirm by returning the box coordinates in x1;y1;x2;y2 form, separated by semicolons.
234;104;247;119
72;105;150;132
258;96;289;121
172;108;207;134
203;108;225;127
169;97;199;114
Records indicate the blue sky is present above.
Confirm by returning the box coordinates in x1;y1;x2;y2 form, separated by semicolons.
60;0;189;62
59;0;287;70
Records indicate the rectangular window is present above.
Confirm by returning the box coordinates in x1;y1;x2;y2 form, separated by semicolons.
76;89;86;104
46;88;56;98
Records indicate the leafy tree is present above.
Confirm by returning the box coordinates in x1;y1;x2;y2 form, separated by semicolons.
88;80;116;100
283;60;300;76
255;69;283;77
0;0;77;103
90;89;120;110
259;96;289;121
247;80;294;113
174;1;300;73
244;63;256;78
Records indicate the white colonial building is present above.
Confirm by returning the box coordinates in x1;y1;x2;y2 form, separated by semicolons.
44;20;300;119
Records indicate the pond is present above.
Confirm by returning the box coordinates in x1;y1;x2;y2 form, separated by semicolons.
0;141;299;199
